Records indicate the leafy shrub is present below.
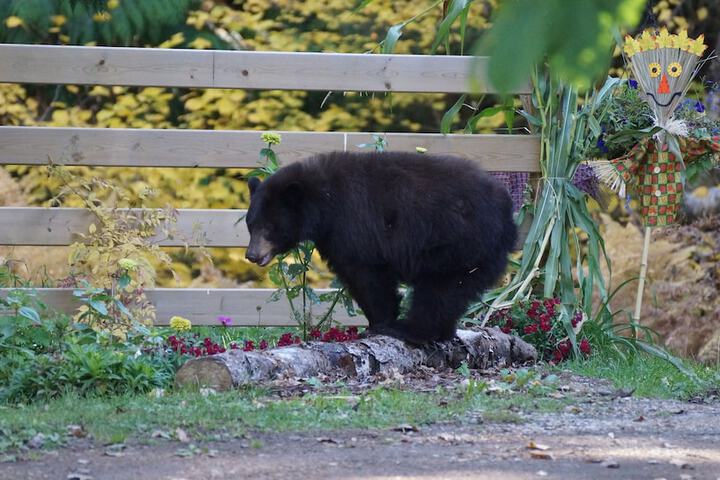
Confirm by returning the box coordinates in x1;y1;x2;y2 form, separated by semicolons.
0;277;175;403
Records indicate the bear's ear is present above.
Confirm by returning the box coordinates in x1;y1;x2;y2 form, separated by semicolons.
248;176;261;196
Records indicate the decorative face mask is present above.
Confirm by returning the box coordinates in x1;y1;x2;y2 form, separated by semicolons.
624;29;707;126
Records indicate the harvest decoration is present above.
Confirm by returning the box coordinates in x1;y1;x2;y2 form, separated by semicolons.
593;28;720;325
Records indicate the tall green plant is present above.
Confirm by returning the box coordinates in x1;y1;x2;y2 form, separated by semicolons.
476;70;619;351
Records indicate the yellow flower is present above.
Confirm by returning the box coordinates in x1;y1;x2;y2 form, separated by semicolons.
261;132;282;145
92;11;111;22
5;16;23;28
118;258;138;271
51;15;66;26
169;316;192;332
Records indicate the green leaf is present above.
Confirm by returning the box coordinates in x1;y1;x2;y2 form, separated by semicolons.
89;300;109;316
431;0;472;54
440;94;466;134
18;306;40;324
381;23;404;54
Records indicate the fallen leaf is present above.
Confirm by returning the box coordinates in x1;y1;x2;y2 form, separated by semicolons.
527;441;550;451
392;424;419;433
316;437;338;444
104;444;126;457
175;428;190;443
67;425;87;438
633;415;645;422
530;452;554;460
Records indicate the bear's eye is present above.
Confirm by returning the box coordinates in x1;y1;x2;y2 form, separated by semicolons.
667;62;682;78
648;62;661;78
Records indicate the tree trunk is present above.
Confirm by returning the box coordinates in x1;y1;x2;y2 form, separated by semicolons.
175;328;537;391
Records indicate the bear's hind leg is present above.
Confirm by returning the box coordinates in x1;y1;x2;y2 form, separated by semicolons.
399;273;487;344
332;263;400;333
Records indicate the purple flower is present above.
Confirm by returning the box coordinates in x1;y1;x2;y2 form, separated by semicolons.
695;100;705;113
628;79;638;89
596;135;609;154
218;315;232;327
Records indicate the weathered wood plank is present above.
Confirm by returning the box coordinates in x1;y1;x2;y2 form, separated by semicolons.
0;208;247;247
0;288;366;327
0;203;531;248
0;127;540;172
0;44;529;94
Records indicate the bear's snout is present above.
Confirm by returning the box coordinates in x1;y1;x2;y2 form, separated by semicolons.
246;233;275;267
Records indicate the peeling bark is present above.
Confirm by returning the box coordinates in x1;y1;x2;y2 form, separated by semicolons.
175;328;537;391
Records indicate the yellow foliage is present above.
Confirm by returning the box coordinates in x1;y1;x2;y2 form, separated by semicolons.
4;16;23;28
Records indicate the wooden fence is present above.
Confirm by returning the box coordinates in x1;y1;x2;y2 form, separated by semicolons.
0;44;540;327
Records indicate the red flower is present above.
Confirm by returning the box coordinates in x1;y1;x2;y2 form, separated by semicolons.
523;324;538;335
243;340;255;352
346;326;359;340
500;326;512;334
539;319;552;332
277;332;295;347
553;349;564;363
309;329;321;340
558;340;571;355
230;342;239;350
259;339;268;350
580;338;592;355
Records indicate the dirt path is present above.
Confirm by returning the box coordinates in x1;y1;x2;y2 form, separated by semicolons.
3;376;720;480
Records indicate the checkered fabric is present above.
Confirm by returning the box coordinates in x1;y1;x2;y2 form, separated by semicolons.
609;135;720;227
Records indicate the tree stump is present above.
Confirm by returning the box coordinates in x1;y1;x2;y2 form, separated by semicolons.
175;328;537;391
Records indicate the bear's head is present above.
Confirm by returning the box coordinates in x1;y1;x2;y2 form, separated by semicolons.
245;174;304;267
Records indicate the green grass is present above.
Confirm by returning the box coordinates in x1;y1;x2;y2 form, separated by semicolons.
561;353;720;399
0;385;568;453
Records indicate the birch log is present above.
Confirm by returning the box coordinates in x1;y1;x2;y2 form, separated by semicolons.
175;328;537;391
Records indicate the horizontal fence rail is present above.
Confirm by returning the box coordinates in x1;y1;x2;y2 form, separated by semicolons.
0;288;366;327
0;207;532;248
0;127;541;172
0;44;531;94
0;208;246;247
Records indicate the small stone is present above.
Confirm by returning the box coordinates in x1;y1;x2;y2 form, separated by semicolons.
27;433;45;449
679;474;693;480
669;458;692;469
77;459;90;465
601;459;619;468
67;474;92;480
536;470;548;477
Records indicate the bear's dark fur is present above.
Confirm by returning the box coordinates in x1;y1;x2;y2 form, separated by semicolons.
245;151;517;343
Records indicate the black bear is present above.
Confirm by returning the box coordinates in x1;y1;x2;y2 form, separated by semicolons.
245;151;517;343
